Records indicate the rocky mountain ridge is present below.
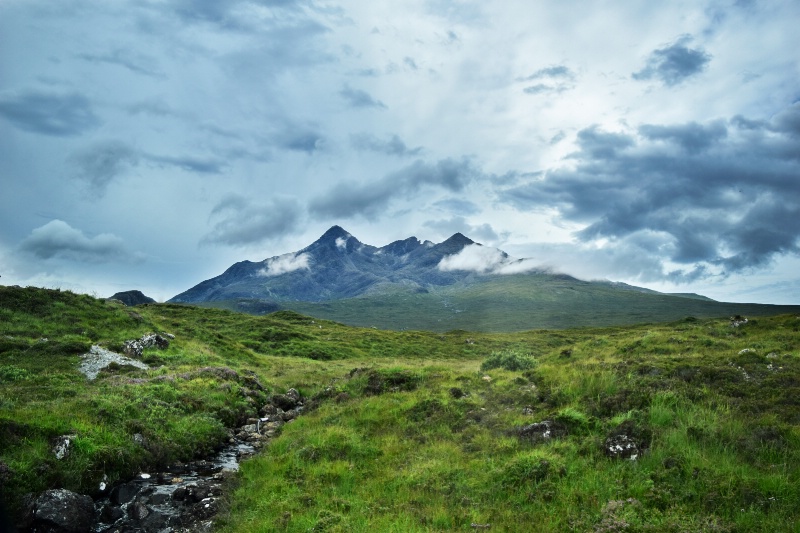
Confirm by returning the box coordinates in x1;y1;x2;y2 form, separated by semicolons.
169;225;523;304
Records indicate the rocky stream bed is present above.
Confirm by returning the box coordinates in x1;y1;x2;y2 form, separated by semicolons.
19;389;306;533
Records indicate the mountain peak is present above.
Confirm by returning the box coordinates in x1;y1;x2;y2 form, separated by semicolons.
443;232;474;245
319;225;352;241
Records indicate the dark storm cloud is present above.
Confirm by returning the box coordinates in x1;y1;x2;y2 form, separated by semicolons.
499;103;800;278
70;141;140;192
202;195;304;246
638;120;727;154
19;220;139;263
633;37;711;86
340;85;387;109
773;103;800;137
0;90;100;136
350;133;422;157
309;157;482;219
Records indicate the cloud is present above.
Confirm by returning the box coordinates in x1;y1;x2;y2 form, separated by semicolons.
340;85;387;109
259;252;311;276
274;122;325;153
203;195;304;246
169;0;306;31
518;65;575;82
350;133;422;156
498;103;800;280
437;244;539;275
638;120;728;154
78;49;165;78
70;141;140;192
18;220;138;263
633;37;711;86
423;216;503;243
519;64;575;94
0;90;100;136
309;157;482;219
145;154;224;174
432;198;481;215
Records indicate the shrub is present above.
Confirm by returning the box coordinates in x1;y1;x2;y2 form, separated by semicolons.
480;349;537;372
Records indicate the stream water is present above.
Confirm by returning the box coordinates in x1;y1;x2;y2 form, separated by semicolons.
92;439;255;532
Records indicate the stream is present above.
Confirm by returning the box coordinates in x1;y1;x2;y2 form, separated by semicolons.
92;438;255;532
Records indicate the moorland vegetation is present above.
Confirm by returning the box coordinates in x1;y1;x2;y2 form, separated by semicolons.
1;285;799;531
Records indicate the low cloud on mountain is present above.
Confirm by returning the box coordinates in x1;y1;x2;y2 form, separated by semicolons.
438;244;540;275
259;252;311;277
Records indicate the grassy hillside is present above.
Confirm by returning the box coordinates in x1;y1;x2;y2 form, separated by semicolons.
222;274;800;332
2;285;799;531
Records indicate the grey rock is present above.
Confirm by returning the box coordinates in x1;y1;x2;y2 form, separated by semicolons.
605;434;640;460
30;489;95;533
52;434;77;460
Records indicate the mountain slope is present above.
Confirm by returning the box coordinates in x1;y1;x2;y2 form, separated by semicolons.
170;226;800;332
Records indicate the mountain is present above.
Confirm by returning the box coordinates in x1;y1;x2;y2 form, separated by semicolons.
169;226;800;332
108;290;156;306
169;226;487;304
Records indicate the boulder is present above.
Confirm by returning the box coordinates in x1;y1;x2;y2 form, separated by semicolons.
28;489;95;533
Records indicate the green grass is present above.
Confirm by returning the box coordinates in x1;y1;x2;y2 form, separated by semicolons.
2;285;800;531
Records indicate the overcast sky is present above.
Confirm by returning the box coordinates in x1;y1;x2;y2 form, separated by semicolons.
1;0;799;304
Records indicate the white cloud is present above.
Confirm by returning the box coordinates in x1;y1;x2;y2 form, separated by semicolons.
438;244;541;275
335;236;349;249
18;220;140;263
259;252;311;277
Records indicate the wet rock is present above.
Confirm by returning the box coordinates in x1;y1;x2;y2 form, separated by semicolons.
27;488;95;533
127;499;151;521
109;481;141;505
99;504;124;524
185;483;211;503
